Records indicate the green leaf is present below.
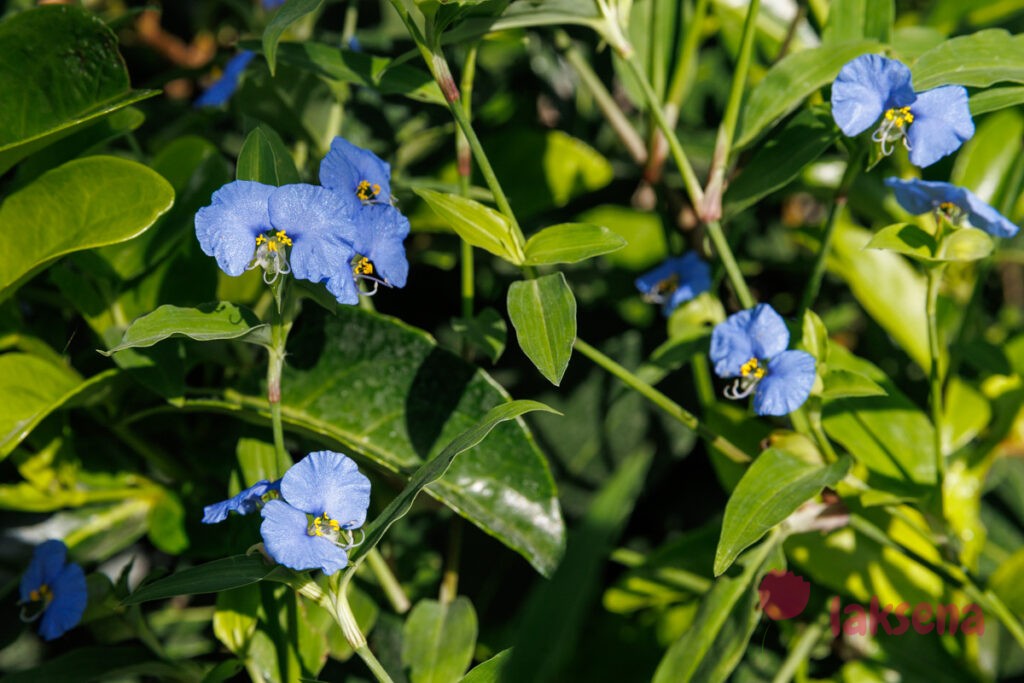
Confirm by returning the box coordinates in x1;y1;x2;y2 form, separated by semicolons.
822;346;936;486
452;308;507;364
736;40;880;148
123;555;276;604
213;585;260;655
354;400;558;565
263;0;325;76
725;108;838;215
970;86;1024;116
401;597;478;683
0;647;171;683
823;0;893;45
236;124;301;185
236;438;292;488
271;41;445;105
575;205;668;270
260;308;564;575
865;223;937;260
0;156;174;302
0;356;116;460
0;6;157;172
504;449;653;683
522;223;626;265
101;303;271;355
714;449;852;576
653;538;782;683
936;227;994;262
912;30;1024;90
459;650;511;683
827;220;928;369
822;368;888;399
415;188;524;263
507;273;577;386
147;490;188;554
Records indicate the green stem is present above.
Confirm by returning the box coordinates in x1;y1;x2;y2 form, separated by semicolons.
705;219;755;308
702;0;760;222
573;338;750;463
926;266;947;502
771;615;826;683
556;30;647;165
439;516;463;604
329;572;395;683
622;55;704;208
797;146;864;319
366;548;411;613
267;303;288;475
458;44;478;323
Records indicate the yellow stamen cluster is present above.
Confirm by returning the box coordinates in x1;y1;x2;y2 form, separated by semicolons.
884;106;914;127
353;256;375;276
356;179;382;202
310;512;342;537
29;584;53;604
255;230;292;253
654;273;680;297
741;357;766;380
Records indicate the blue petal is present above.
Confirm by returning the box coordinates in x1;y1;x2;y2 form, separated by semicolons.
962;187;1020;238
711;312;757;378
754;350;816;416
353;204;410;288
884;177;962;215
195;181;275;276
746;304;790;359
195;51;255;108
907;86;974;167
20;540;67;602
831;55;915;136
635;253;711;315
319;137;392;202
267;184;360;303
202;480;280;524
260;500;350;574
280;451;371;529
38;563;87;641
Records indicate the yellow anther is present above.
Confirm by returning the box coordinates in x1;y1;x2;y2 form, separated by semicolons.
883;106;914;127
354;256;374;276
740;357;766;380
29;584;52;603
255;235;266;246
275;230;292;246
356;179;381;202
267;240;279;252
940;202;957;212
309;512;341;537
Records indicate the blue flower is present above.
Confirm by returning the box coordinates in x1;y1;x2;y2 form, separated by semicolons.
260;451;371;575
195;181;365;304
831;55;974;168
635;253;711;316
319;137;410;289
202;480;281;524
262;0;287;8
195;51;255;108
885;177;1019;238
19;540;87;641
710;304;816;416
320;137;393;205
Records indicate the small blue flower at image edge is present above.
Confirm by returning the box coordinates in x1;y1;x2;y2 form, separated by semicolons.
885;177;1020;238
831;54;974;168
19;540;87;641
635;252;711;316
260;451;371;575
709;304;816;416
195;50;255;108
202;479;281;524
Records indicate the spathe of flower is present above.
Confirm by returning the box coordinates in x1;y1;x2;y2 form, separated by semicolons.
885;177;1019;238
831;54;974;168
634;253;711;316
19;540;87;641
709;304;816;416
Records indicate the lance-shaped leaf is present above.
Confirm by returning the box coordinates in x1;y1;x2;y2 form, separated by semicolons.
507;273;577;386
415;189;525;263
102;303;271;355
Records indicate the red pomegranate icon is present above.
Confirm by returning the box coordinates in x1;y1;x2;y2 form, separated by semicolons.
758;570;810;620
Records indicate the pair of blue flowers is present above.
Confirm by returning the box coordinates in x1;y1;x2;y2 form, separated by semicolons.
195;138;410;304
19;540;87;641
635;257;815;416
204;451;371;575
